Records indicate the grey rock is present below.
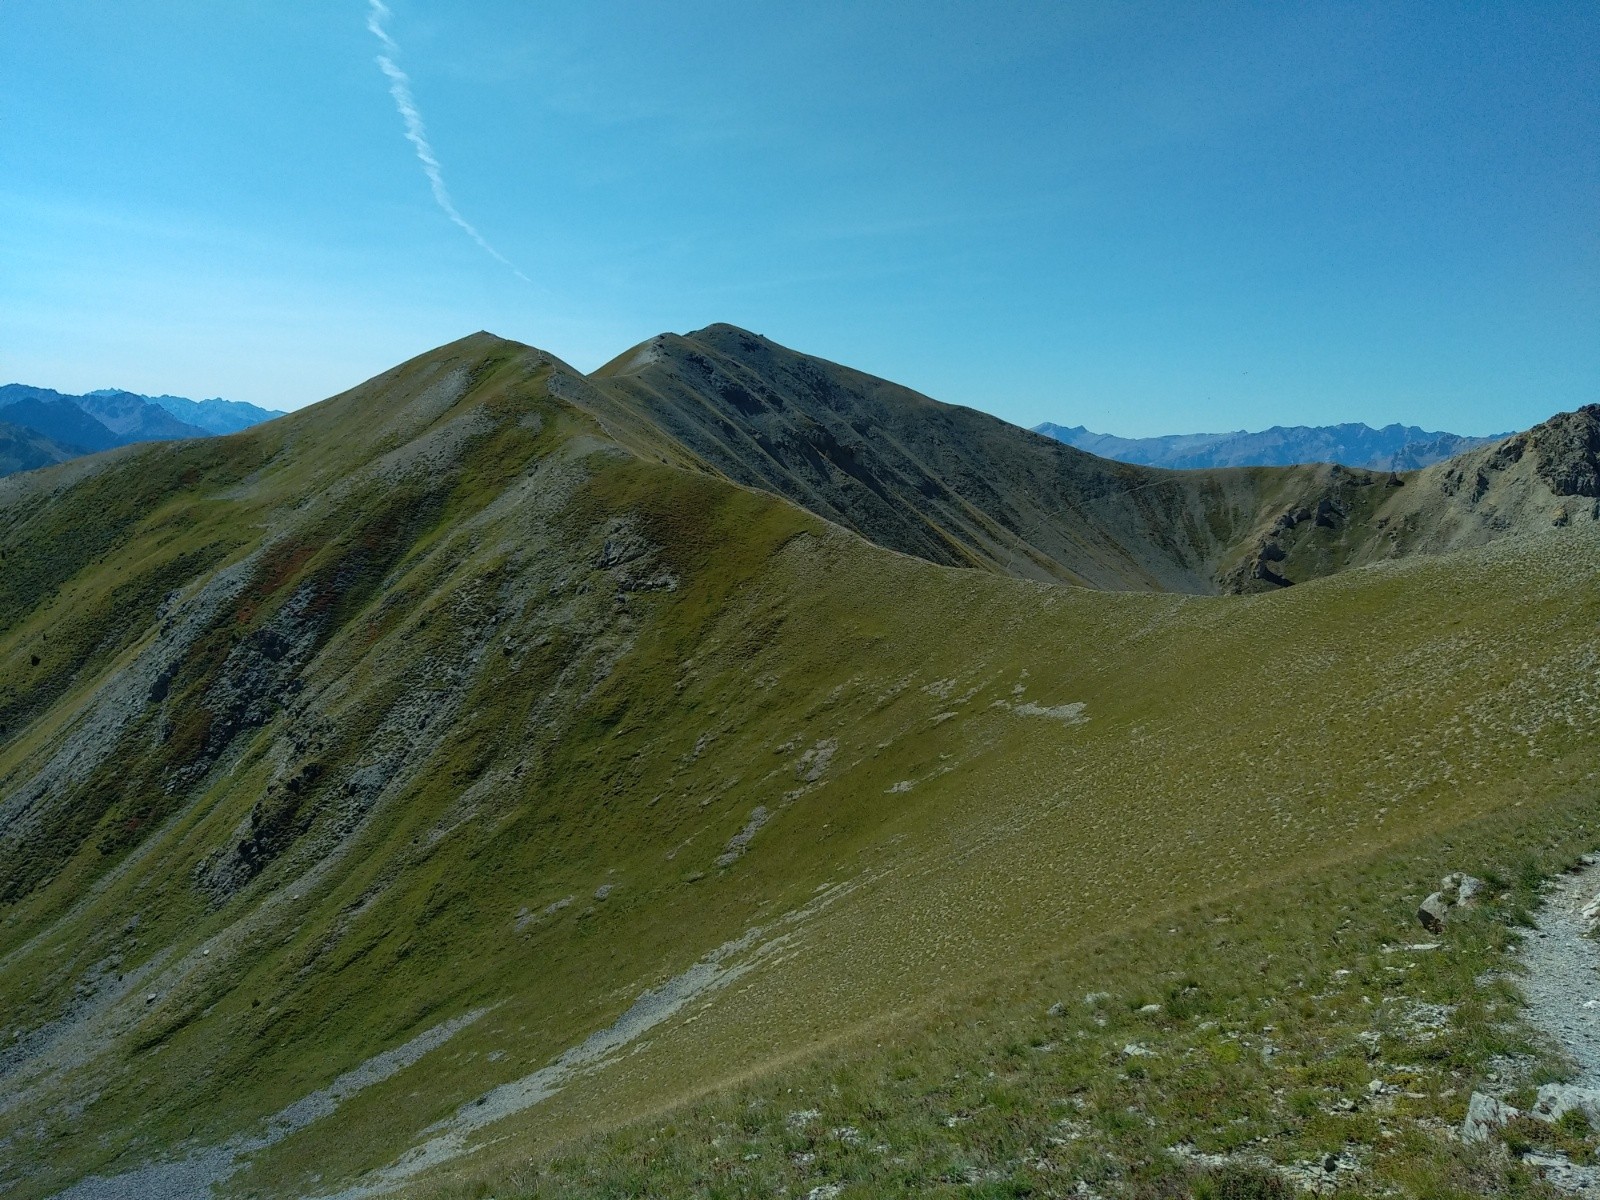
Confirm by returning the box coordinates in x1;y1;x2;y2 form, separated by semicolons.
1417;892;1452;933
1462;1091;1518;1143
1532;1084;1600;1128
1520;1148;1600;1196
1444;872;1486;907
714;806;771;868
1418;873;1486;931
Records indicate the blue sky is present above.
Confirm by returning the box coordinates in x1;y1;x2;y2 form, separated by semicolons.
1;2;1595;436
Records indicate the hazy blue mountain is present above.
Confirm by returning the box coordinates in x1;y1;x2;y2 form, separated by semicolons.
72;389;209;441
0;395;120;453
1032;420;1506;471
0;383;204;446
0;420;77;475
0;382;285;478
88;388;286;435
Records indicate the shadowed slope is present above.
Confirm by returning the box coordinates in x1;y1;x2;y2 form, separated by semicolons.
583;326;1379;591
586;325;1595;594
0;396;120;454
0;423;76;477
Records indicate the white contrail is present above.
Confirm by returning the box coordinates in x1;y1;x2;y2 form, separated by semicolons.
366;1;528;281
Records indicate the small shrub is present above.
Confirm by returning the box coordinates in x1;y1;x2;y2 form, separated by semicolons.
1558;1106;1593;1138
1287;1090;1321;1120
1192;1164;1293;1200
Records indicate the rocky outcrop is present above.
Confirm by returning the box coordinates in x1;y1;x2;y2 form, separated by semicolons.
1531;404;1600;498
1531;1084;1600;1126
1417;873;1485;933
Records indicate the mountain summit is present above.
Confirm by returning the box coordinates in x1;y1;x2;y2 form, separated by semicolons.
577;325;1593;592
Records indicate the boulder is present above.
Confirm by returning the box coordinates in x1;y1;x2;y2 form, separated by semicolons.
1443;873;1486;907
1462;1091;1518;1143
1532;1084;1600;1128
1417;893;1452;933
1417;873;1487;931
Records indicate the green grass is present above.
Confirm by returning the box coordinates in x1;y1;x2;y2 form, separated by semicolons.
418;795;1594;1199
0;334;1595;1199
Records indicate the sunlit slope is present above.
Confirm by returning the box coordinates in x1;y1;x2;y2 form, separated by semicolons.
0;332;1595;1198
1220;403;1600;589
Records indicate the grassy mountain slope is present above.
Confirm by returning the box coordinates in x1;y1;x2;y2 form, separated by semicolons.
0;333;1596;1199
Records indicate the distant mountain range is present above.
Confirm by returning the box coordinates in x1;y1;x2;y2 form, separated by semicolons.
1032;420;1507;471
0;384;284;477
0;377;1508;484
0;418;79;477
86;388;285;435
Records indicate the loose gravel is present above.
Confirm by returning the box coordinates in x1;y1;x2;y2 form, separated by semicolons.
1521;853;1600;1085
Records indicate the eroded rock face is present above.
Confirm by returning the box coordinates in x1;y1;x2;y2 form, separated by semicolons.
1532;405;1600;499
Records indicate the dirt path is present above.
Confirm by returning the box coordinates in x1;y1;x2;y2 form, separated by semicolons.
1509;853;1600;1197
1521;854;1600;1085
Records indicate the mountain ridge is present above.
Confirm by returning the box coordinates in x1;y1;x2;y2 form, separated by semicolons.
579;325;1368;592
86;387;287;435
0;328;1596;1199
0;395;123;454
577;324;1596;593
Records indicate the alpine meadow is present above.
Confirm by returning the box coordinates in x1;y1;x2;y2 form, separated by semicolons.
1;326;1598;1199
